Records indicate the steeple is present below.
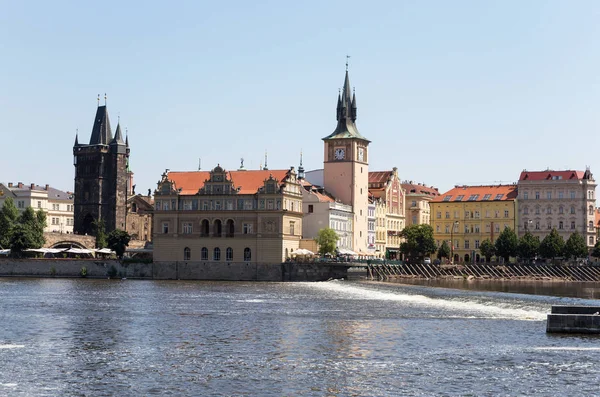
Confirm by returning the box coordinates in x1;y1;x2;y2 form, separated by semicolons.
298;150;305;180
323;66;369;142
111;123;125;145
74;129;79;146
89;105;113;145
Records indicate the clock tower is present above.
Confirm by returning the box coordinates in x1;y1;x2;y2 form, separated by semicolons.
323;68;370;253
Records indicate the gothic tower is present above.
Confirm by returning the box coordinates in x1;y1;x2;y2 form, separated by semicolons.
73;101;130;235
323;68;371;253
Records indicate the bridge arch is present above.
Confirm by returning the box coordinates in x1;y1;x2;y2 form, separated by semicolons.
49;241;88;249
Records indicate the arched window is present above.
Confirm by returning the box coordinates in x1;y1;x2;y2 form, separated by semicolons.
213;247;221;261
132;203;137;213
213;219;222;237
226;219;235;237
558;206;563;215
244;248;251;262
590;206;594;216
226;247;233;261
201;219;210;237
201;247;208;261
559;221;564;230
590;236;595;246
589;221;594;231
570;206;575;214
183;247;191;261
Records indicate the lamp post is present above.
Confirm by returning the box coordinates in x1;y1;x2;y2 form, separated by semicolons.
451;221;459;264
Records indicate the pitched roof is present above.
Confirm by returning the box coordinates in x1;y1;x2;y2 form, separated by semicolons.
323;70;369;142
167;169;290;195
519;170;585;181
369;171;391;184
402;182;440;196
89;105;113;145
432;185;518;203
301;180;336;203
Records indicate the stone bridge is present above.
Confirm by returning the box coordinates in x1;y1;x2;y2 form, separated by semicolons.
43;232;96;249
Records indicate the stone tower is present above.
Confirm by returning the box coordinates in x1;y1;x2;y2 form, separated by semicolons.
73;102;130;235
323;68;371;253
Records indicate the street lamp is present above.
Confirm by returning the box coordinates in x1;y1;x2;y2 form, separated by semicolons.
451;221;459;264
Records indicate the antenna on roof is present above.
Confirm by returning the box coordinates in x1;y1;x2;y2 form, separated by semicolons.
198;158;201;171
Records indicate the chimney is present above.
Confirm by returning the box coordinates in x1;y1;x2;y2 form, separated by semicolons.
8;183;13;187
30;183;35;189
45;184;49;190
18;182;23;188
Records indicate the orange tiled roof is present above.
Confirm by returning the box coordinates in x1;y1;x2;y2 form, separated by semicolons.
168;169;290;195
401;183;440;196
432;185;517;203
302;180;336;203
595;209;600;227
368;171;391;184
519;170;585;181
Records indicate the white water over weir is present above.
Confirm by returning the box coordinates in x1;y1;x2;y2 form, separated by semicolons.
365;262;600;282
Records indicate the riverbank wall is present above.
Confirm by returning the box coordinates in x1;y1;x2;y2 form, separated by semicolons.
0;259;349;281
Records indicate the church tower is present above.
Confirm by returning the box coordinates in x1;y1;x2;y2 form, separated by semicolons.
73;99;130;235
323;67;371;253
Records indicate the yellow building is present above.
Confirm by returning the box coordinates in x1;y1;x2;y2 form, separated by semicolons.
430;185;518;263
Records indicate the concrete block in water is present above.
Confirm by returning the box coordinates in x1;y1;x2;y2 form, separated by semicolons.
546;305;600;334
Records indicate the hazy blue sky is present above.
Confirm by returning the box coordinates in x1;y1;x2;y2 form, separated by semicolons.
1;1;599;196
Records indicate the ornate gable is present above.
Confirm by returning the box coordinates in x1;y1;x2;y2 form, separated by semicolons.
198;165;239;195
155;170;179;196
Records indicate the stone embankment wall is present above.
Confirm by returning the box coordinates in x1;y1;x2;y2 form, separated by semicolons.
0;260;349;281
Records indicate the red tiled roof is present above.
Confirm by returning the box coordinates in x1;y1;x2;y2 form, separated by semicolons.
401;183;440;196
302;180;336;203
168;169;290;195
368;171;391;184
519;170;585;181
432;185;517;203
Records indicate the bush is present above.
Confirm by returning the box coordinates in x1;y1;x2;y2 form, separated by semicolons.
80;266;88;278
107;265;118;278
49;266;56;276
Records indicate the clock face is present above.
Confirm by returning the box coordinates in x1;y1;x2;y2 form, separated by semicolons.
334;148;345;160
358;148;364;162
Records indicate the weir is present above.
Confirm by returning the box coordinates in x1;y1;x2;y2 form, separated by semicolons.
364;263;600;282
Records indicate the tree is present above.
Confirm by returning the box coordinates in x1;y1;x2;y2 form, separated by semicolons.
18;207;45;248
564;232;588;259
479;239;496;262
399;224;436;263
494;227;518;262
0;197;19;249
517;231;540;262
315;227;338;256
437;240;451;260
93;219;107;249
539;228;565;260
9;224;38;256
107;229;131;259
591;240;600;259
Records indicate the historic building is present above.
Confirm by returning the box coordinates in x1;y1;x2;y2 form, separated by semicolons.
0;183;74;233
516;168;597;247
73;101;130;235
402;181;440;226
126;194;154;244
321;68;371;254
367;201;376;255
431;185;518;263
300;179;354;253
152;165;303;264
373;197;387;258
368;168;405;259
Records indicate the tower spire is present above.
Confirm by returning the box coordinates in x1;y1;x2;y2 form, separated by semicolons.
298;149;305;180
263;150;268;170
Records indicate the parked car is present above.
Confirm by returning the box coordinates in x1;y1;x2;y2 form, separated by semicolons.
423;257;431;264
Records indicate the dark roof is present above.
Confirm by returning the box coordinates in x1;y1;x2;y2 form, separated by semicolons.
323;70;369;142
111;123;125;145
89;106;113;145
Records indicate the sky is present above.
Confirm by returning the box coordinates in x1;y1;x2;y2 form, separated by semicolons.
1;1;599;197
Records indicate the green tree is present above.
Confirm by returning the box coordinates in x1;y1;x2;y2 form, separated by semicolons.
93;219;107;249
591;240;600;259
0;197;19;249
517;231;540;262
564;232;588;259
494;227;518;262
9;224;38;256
437;240;451;260
479;239;496;262
399;224;436;263
539;228;565;259
18;207;45;248
315;227;338;256
107;229;131;259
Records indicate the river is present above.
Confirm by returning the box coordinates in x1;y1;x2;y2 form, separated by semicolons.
1;278;599;396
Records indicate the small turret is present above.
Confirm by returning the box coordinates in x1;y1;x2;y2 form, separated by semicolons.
298;150;305;180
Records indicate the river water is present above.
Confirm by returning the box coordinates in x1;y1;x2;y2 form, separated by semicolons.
1;278;599;397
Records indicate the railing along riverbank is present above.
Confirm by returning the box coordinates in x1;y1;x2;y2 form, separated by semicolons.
363;262;600;282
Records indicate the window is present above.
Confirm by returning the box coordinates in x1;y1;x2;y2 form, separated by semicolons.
535;192;540;199
590;206;594;216
244;200;253;210
163;201;169;211
494;210;499;218
215;200;222;210
474;225;480;233
468;194;479;201
570;191;576;199
590;221;594;231
495;224;500;233
443;195;452;202
183;201;191;211
436;225;440;232
547;191;552;199
445;211;450;219
464;240;470;249
474;211;480;219
201;247;208;261
244;248;251;262
590;237;595;246
182;222;193;234
162;222;169;234
524;207;529;215
267;200;274;210
523;192;528;200
455;195;464;202
464;211;470;218
213;247;221;261
535;207;540;215
547;221;552;230
243;223;253;234
411;201;417;207
495;194;504;200
37;201;42;208
202;201;209;210
571;206;576;214
559;221;563;230
546;207;552;215
183;247;191;261
504;210;509;218
308;204;314;213
571;221;575;230
289;222;295;235
535;221;540;230
437;212;441;219
483;194;492;201
445;225;450;233
475;240;480;249
558;191;564;199
226;247;233;261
